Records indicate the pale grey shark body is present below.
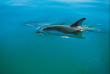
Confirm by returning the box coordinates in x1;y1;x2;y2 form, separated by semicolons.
40;18;86;35
36;18;102;35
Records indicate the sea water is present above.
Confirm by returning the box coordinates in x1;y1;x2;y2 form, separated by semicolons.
0;0;109;74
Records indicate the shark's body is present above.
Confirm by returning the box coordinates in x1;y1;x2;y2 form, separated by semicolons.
42;25;84;35
41;18;86;35
36;18;102;35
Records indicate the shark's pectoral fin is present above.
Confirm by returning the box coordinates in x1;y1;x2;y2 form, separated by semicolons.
78;33;83;37
73;33;85;39
70;18;86;27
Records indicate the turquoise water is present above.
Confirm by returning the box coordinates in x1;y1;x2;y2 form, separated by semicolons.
0;0;109;74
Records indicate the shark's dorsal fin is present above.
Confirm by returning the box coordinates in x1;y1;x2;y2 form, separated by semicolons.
70;18;86;27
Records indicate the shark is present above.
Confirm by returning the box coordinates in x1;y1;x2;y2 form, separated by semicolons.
31;18;103;39
36;18;101;35
37;18;86;35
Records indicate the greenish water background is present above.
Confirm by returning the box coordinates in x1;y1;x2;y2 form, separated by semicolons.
0;0;109;74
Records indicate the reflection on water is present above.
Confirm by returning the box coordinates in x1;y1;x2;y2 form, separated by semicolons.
0;0;109;74
37;32;85;39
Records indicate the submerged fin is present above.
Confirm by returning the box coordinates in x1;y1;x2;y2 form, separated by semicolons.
88;24;102;28
70;18;86;27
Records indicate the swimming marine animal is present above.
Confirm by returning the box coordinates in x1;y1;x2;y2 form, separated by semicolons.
40;18;86;35
36;18;103;35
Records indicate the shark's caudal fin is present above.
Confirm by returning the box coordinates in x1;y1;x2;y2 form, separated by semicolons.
70;18;86;27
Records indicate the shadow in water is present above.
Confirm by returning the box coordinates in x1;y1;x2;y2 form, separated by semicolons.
37;31;85;39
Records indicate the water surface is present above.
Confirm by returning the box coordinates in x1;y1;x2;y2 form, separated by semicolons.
0;0;109;74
